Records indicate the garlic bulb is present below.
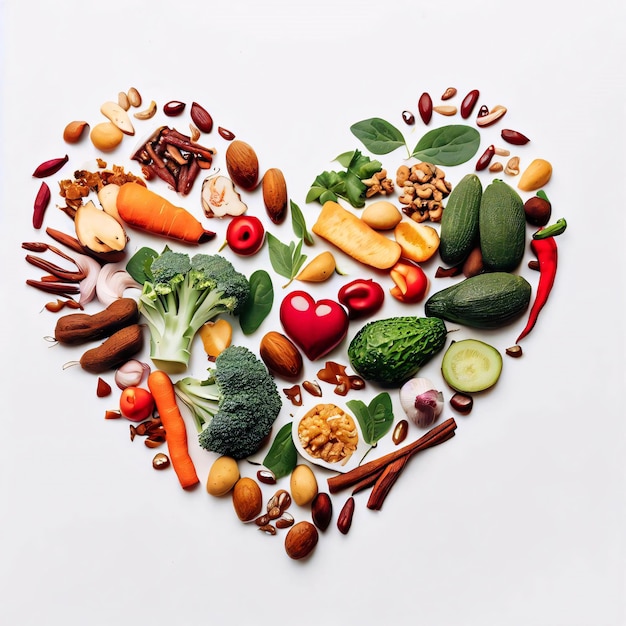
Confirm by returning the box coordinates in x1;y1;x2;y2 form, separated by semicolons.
399;377;444;428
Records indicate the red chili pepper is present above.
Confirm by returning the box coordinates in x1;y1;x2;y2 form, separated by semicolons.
516;234;558;342
337;278;384;319
389;260;429;304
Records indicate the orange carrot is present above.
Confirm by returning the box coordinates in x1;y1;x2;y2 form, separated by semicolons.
116;182;215;244
147;370;199;489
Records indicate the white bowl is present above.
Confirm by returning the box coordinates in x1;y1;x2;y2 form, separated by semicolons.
291;402;370;473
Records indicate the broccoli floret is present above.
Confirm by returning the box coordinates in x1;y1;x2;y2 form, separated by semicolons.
173;345;282;460
138;250;250;371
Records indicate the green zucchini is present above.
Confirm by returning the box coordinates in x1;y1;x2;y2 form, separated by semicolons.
424;272;531;329
479;179;526;272
438;173;482;266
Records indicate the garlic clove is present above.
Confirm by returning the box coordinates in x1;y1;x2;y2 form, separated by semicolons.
115;359;151;389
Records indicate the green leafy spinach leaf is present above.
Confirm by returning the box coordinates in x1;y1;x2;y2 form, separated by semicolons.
239;269;274;335
266;233;307;287
346;392;394;447
350;118;406;155
411;124;481;166
263;422;298;479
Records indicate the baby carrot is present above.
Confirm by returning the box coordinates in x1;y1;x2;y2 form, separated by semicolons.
147;370;199;489
116;182;215;244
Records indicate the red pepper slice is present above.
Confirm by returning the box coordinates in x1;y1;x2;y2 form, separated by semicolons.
516;234;558;342
337;278;384;319
389;260;429;303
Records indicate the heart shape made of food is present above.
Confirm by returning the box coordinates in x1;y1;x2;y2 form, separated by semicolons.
279;291;349;361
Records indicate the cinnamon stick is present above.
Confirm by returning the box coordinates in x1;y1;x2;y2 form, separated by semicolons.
327;417;457;494
366;454;411;510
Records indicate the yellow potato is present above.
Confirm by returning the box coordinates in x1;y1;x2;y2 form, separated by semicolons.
206;455;240;496
361;201;403;231
290;464;318;506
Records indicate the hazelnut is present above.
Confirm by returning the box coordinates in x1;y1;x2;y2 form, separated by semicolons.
232;477;263;522
523;196;552;227
284;521;319;560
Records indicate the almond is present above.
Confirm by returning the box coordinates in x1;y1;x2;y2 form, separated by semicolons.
284;521;319;560
262;167;288;223
225;140;259;191
190;102;213;133
259;331;303;379
232;477;263;522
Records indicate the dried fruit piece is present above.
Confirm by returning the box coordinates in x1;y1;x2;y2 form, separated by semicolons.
33;182;51;229
32;155;69;178
96;377;112;398
63;121;89;144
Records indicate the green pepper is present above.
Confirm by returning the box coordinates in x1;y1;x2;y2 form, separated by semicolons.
533;217;567;240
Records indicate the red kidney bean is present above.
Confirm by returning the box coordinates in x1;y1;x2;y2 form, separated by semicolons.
460;89;479;119
501;129;531;145
475;145;495;171
418;92;433;124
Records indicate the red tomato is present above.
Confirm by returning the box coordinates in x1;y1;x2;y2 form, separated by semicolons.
119;387;155;422
225;215;265;256
389;260;429;303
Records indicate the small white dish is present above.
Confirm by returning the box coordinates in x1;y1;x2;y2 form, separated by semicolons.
291;402;370;473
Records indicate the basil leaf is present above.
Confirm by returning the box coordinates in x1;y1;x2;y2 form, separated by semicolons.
411;125;481;166
267;233;307;287
350;118;406;155
263;422;298;479
346;392;394;446
239;270;274;335
290;200;314;245
126;246;158;284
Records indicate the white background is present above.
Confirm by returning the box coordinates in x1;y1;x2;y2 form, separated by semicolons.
1;1;625;625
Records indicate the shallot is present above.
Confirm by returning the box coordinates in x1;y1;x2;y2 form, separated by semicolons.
399;377;444;428
115;359;151;389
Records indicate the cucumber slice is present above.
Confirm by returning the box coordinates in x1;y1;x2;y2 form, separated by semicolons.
441;339;502;393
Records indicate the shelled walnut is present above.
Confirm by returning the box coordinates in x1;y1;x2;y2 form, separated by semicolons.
395;162;452;222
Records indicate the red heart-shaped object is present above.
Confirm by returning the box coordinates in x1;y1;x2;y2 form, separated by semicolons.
279;291;349;361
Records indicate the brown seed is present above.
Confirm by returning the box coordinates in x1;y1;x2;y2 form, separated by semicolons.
284;521;319;560
163;100;186;116
506;345;523;358
258;524;276;535
311;492;333;531
302;380;322;397
275;512;295;529
152;453;170;469
501;128;530;145
257;469;276;485
190;102;214;133
402;110;415;125
337;496;355;535
392;420;409;445
450;392;473;414
441;87;457;100
218;126;236;140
